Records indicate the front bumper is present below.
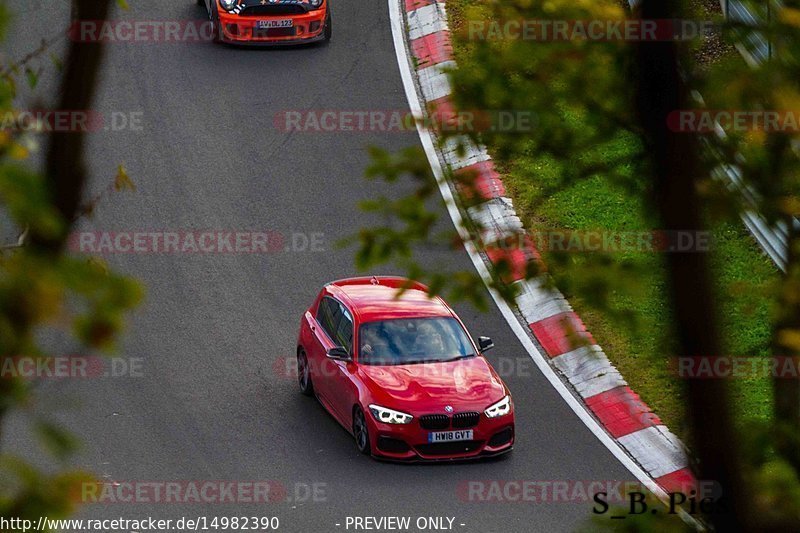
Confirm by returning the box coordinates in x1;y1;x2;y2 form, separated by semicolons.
217;5;327;45
368;412;515;462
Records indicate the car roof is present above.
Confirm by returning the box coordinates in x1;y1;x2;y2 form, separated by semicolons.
325;277;454;323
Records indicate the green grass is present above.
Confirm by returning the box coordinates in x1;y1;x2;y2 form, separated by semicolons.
508;142;777;438
711;226;776;423
446;1;779;438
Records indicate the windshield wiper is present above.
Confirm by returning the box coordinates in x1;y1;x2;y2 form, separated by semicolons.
448;354;475;361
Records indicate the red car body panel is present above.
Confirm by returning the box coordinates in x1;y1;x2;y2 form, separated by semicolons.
297;276;515;461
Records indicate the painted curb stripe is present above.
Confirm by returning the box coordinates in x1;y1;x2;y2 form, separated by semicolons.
441;135;491;170
408;2;449;41
585;385;663;438
454;160;507;200
530;311;595;358
466;197;525;245
484;235;541;283
411;31;453;68
417;60;456;102
427;97;461;135
513;277;573;325
485;245;529;282
404;0;437;14
391;0;678;510
551;345;628;399
618;426;690;479
654;468;697;495
398;0;698;505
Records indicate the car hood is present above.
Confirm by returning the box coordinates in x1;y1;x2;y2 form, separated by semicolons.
358;356;507;412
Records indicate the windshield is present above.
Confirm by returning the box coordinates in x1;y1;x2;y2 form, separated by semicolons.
358;317;476;365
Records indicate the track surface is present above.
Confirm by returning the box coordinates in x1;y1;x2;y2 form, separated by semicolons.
3;2;632;531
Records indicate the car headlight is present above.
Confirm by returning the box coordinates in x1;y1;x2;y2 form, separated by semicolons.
219;0;237;12
484;395;511;418
309;0;323;8
369;404;413;424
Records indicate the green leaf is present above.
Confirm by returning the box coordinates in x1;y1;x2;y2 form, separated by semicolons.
24;68;38;89
35;421;80;461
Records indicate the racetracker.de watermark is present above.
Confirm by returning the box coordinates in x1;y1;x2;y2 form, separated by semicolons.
668;110;800;133
272;355;534;380
0;356;143;380
456;480;716;503
79;481;327;504
477;230;712;253
69;231;325;255
0;110;143;133
273;110;536;134
673;356;800;379
68;20;216;43
465;19;715;42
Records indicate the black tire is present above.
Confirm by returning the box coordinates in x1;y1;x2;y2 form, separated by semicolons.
321;11;332;44
208;2;223;43
297;349;313;396
353;406;371;455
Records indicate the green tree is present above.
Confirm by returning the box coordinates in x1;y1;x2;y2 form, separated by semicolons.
0;0;141;528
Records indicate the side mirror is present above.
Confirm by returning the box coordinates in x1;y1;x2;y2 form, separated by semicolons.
478;336;495;352
326;346;352;361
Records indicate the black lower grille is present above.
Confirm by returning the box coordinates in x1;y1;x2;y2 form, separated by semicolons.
452;411;480;429
252;27;296;38
488;427;514;447
240;5;306;16
419;414;450;430
377;436;410;453
416;441;483;456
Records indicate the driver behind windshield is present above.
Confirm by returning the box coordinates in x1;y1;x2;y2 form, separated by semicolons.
411;322;446;358
359;318;474;365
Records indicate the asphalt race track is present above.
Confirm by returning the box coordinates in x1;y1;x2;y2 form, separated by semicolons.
3;1;633;531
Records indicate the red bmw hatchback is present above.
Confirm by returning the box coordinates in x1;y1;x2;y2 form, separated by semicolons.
296;276;515;461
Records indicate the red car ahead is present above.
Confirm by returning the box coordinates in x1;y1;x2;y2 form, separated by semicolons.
199;0;331;45
296;276;515;461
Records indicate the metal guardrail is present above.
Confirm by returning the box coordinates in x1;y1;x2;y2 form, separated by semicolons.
717;0;789;271
723;0;775;64
626;0;789;271
705;140;792;270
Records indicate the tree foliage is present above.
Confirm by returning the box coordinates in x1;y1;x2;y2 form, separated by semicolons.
0;0;142;527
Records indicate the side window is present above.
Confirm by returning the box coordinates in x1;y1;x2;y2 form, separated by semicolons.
315;297;337;340
336;308;354;353
316;297;353;353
